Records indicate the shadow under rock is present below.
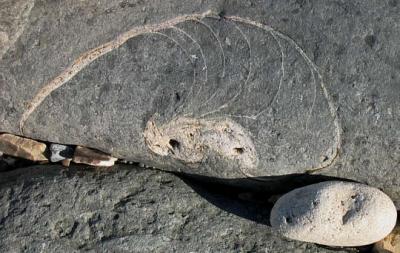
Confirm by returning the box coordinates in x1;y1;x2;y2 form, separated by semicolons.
175;172;359;226
0;165;374;252
176;171;375;253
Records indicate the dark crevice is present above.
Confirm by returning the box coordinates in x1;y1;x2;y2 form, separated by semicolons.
173;171;371;253
0;154;37;173
234;147;244;154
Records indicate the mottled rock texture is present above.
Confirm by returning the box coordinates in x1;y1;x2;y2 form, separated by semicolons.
0;165;360;252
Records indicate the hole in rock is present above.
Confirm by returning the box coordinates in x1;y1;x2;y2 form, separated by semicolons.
285;216;292;223
234;147;244;154
175;92;180;102
218;10;226;19
169;139;180;150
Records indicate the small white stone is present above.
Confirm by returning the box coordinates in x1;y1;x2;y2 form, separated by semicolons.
270;181;397;247
50;144;74;162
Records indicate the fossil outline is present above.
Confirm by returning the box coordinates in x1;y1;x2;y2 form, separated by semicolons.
18;10;342;175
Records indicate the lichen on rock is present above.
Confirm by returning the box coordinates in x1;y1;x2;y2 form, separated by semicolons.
143;116;258;174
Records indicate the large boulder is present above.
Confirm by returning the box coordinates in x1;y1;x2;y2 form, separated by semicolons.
0;164;356;252
0;1;399;203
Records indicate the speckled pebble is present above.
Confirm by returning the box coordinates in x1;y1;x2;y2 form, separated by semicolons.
270;181;397;247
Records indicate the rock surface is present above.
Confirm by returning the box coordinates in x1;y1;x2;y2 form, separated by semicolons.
0;165;358;253
270;181;397;247
1;1;399;251
0;133;47;161
0;1;400;204
0;0;399;196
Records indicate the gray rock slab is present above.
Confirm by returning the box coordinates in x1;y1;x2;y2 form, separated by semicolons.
0;164;354;252
0;1;399;202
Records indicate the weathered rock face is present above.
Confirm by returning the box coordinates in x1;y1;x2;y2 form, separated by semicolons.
0;1;399;200
270;181;397;247
0;0;34;59
0;165;355;253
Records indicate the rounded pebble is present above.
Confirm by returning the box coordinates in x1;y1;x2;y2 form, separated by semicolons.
270;181;397;247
